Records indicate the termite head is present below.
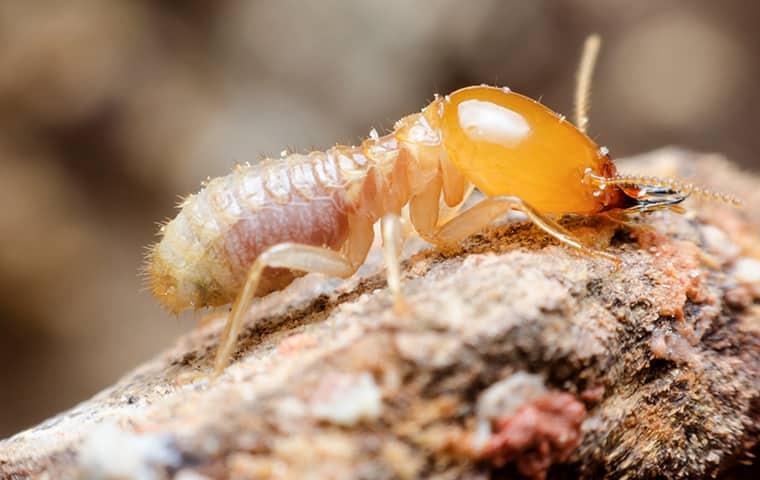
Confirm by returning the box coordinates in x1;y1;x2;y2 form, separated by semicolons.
426;33;740;216
428;85;624;214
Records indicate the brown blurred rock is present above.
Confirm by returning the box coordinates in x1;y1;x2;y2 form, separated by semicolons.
0;149;758;479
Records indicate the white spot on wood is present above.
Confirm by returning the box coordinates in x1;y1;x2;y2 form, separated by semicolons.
734;258;760;285
309;373;382;426
476;372;547;420
78;423;180;480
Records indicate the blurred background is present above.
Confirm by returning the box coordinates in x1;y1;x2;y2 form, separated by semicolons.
1;0;758;437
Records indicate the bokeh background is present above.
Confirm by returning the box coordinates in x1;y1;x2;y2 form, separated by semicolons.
1;0;759;437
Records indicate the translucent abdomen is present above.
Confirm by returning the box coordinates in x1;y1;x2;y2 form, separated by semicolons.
147;138;412;313
148;154;356;312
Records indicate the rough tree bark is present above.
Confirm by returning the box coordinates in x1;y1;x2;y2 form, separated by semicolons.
1;148;758;480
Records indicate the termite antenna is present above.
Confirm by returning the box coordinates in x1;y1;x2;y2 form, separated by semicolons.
574;33;601;134
614;174;741;207
587;170;742;208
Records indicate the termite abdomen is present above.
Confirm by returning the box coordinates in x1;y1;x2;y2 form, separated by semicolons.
147;137;413;314
148;154;356;313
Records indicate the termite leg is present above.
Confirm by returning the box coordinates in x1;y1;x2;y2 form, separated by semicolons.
439;151;474;224
410;176;442;242
413;193;619;264
214;243;359;377
381;213;410;314
213;215;374;377
438;183;475;225
440;152;469;207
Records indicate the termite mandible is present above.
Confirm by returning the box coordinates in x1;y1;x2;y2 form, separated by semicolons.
146;35;740;376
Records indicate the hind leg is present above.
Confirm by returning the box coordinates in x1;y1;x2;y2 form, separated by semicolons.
214;215;374;377
214;243;359;376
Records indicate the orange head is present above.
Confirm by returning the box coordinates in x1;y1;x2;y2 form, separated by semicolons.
421;34;740;216
426;85;625;215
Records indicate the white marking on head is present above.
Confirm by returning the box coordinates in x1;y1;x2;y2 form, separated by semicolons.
458;99;531;146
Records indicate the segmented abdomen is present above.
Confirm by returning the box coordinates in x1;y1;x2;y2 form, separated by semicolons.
148;139;409;313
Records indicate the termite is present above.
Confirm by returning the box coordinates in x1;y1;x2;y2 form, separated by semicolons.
146;35;740;376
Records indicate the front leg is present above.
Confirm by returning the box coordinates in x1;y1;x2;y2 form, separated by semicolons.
410;189;618;263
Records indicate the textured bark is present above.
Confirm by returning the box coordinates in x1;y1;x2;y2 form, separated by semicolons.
1;148;758;480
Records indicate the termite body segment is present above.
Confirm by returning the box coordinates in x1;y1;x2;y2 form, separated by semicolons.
147;85;731;376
